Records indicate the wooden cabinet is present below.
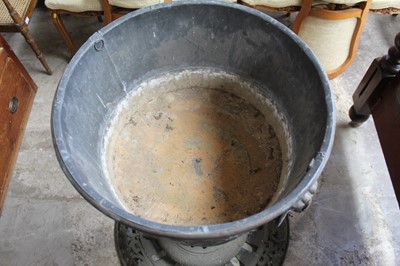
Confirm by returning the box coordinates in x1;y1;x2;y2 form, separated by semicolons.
0;34;37;214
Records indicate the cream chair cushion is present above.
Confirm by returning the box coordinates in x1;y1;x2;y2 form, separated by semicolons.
45;0;103;12
241;0;338;8
174;0;237;2
320;0;366;4
109;0;236;9
240;0;303;7
242;0;400;9
108;0;162;9
371;0;400;9
299;16;357;72
322;0;400;9
172;0;236;2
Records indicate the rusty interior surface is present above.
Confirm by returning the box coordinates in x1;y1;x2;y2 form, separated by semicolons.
104;69;290;226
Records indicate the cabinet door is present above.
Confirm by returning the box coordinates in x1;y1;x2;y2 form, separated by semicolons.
0;35;37;214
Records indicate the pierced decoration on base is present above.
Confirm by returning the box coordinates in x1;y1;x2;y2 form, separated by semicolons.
114;217;289;266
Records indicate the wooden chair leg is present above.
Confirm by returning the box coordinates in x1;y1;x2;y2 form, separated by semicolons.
102;0;113;25
2;0;52;75
20;26;53;75
49;11;77;58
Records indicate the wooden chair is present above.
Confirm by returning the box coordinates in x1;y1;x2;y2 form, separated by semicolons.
44;0;103;57
292;0;372;79
103;0;237;25
0;0;52;74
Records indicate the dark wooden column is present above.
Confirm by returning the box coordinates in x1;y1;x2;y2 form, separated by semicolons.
349;32;400;205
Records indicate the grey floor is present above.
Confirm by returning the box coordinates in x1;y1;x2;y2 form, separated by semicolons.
1;6;399;266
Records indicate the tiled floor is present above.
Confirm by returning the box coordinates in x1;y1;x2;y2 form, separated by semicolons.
0;5;399;266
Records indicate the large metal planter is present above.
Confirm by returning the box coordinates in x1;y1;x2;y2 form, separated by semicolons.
51;0;335;245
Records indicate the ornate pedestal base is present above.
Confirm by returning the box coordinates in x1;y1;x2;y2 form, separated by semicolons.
115;217;289;266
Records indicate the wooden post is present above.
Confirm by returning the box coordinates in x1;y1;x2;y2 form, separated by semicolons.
349;32;400;124
349;32;400;206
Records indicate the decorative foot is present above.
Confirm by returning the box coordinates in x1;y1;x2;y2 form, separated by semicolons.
349;105;370;127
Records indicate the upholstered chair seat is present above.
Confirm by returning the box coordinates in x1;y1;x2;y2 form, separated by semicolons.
103;0;237;24
45;0;103;12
